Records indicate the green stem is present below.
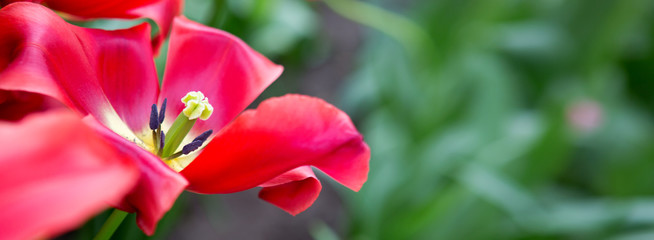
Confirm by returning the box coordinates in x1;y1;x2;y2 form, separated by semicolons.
92;209;128;240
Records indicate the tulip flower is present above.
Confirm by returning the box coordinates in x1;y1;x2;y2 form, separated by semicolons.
0;2;370;236
0;0;182;50
0;108;139;239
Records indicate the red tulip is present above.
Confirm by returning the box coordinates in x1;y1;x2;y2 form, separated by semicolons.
0;109;139;239
0;0;182;51
0;2;370;235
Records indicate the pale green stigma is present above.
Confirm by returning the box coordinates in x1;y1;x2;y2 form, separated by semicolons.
181;91;213;120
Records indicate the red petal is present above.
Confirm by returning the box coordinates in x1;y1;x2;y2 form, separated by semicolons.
0;0;42;6
3;0;184;51
0;90;65;121
84;116;188;235
0;110;138;239
126;0;183;51
159;17;283;135
0;3;159;134
86;26;160;134
40;0;160;18
258;166;322;215
181;94;369;201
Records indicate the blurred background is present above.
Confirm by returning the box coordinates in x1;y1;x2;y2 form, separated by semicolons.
68;0;654;239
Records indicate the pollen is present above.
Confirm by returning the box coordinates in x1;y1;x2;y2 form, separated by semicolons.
181;91;213;120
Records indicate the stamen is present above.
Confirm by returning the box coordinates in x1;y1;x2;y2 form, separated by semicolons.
178;130;213;155
182;140;203;154
194;130;213;142
158;98;167;124
160;132;166;150
149;104;159;130
164;151;183;160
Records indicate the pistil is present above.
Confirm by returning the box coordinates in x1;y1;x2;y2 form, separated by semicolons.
156;91;214;159
160;113;196;157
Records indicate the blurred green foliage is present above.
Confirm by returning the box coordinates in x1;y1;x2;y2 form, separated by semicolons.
337;0;654;239
66;0;654;239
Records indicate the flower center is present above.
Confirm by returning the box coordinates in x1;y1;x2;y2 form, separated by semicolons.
148;91;214;171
